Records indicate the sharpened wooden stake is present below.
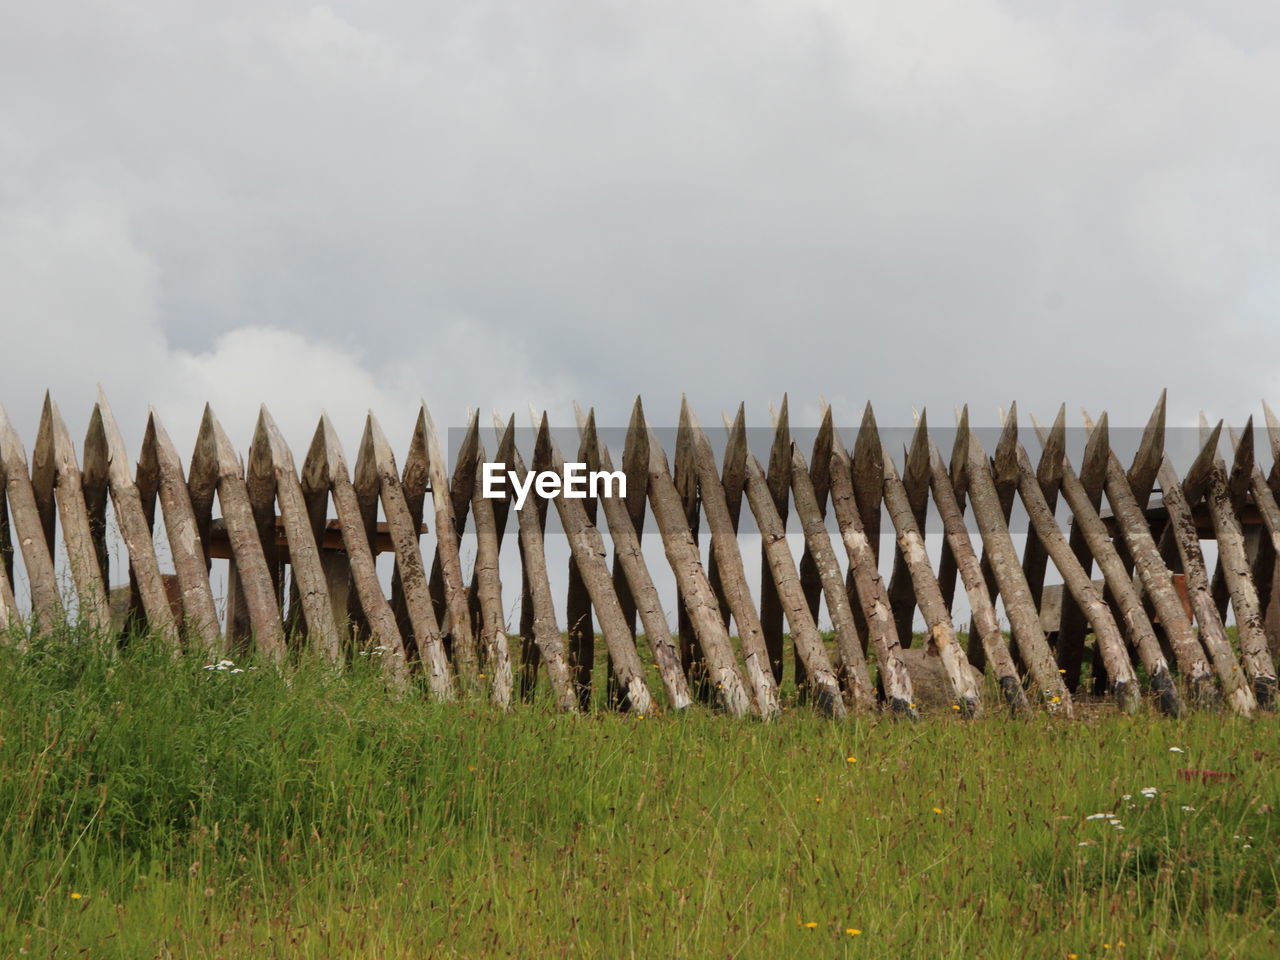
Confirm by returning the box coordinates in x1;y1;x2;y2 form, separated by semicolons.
0;403;64;630
470;436;514;709
574;406;692;711
790;442;876;711
534;412;654;714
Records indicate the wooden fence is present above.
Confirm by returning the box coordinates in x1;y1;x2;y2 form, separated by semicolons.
1;389;1277;720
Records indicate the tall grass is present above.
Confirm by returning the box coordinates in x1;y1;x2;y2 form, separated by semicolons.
1;631;1276;958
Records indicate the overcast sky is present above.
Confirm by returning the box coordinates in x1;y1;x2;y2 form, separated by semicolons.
4;0;1279;458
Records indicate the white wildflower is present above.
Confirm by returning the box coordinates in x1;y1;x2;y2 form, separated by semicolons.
1140;787;1158;799
230;668;245;674
1168;746;1184;753
1086;813;1112;821
1181;806;1195;813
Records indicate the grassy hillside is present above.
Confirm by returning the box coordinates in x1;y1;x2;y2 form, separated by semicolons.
1;634;1276;958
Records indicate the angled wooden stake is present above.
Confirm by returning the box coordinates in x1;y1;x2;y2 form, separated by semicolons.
925;433;1028;711
305;415;409;694
88;392;180;649
141;411;222;655
535;412;654;714
419;404;480;688
684;401;779;717
37;396;110;633
0;402;63;629
759;395;791;682
882;441;982;715
1012;441;1140;713
197;407;287;664
575;406;692;712
361;414;454;698
790;441;876;712
673;400;707;696
1022;405;1066;614
829;424;916;717
962;425;1071;713
469;435;513;708
741;441;845;718
708;404;748;637
255;407;341;663
493;414;578;712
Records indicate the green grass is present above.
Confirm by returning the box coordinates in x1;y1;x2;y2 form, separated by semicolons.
1;633;1277;959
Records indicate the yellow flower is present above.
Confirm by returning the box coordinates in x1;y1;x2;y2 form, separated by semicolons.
467;766;477;771
637;714;645;719
951;704;960;711
846;928;862;936
803;921;818;929
478;673;486;678
1104;944;1111;950
815;797;823;803
1059;668;1067;674
846;756;857;764
932;807;943;814
1117;941;1126;948
1051;696;1061;703
70;892;82;900
1068;954;1078;959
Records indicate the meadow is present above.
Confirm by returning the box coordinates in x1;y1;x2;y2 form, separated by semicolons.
1;632;1276;959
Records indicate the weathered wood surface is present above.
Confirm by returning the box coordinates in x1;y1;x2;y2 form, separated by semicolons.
741;440;845;717
494;419;578;713
469;436;514;708
644;420;754;717
360;414;454;699
1022;406;1066;613
828;429;916;717
303;416;409;693
534;413;654;714
797;408;835;623
963;425;1072;713
575;406;692;711
790;441;876;712
672;402;707;697
140;412;223;655
758;396;790;681
88;393;180;649
881;439;982;715
39;397;110;634
884;413;934;647
925;435;1027;710
0;403;64;628
685;403;779;717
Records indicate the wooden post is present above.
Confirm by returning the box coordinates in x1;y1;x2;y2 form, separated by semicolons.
683;402;780;717
303;415;410;693
575;407;693;712
37;397;110;634
961;422;1072;713
534;413;654;714
557;420;596;709
925;434;1028;710
1229;421;1280;670
884;413;934;648
790;441;876;711
245;415;283;607
360;414;455;699
196;407;288;664
1021;406;1066;614
758;396;790;683
673;402;707;696
0;402;64;629
741;441;845;717
140;411;222;655
1012;441;1141;712
828;435;915;716
797;407;836;625
470;435;514;708
494;417;578;712
255;407;342;663
419;404;480;688
881;440;983;715
87;392;181;650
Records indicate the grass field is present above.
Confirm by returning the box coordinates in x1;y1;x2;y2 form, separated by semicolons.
1;632;1277;959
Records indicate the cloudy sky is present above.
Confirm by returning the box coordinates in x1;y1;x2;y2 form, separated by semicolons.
3;0;1279;457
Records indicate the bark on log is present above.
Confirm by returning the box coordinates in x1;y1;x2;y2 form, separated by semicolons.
197;407;288;664
575;408;692;711
535;414;654;714
470;436;514;708
684;403;779;717
758;397;790;681
89;393;181;649
304;415;410;693
644;426;754;716
790;442;876;712
361;414;454;699
0;403;64;629
926;437;1028;710
495;423;578;713
1013;442;1140;713
882;443;982;715
254;407;342;663
962;427;1072;713
39;397;110;634
828;432;916;717
140;411;222;655
740;443;845;717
